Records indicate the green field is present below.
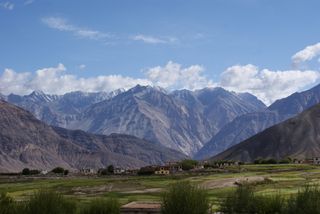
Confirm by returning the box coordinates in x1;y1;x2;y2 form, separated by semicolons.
1;164;320;211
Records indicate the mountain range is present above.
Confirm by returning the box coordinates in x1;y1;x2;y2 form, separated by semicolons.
212;103;320;162
0;100;186;172
2;85;265;156
2;83;320;161
195;84;320;159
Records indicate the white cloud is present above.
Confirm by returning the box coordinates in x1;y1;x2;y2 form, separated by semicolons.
42;17;178;46
42;17;110;41
79;64;86;70
145;61;215;90
0;1;14;10
292;43;320;66
132;34;177;44
220;64;320;105
24;0;34;5
0;64;151;95
1;47;320;105
0;62;214;96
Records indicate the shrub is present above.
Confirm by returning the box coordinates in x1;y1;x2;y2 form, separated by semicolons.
265;158;278;164
254;158;278;164
254;159;263;164
24;189;76;214
286;186;320;214
63;170;69;176
137;166;155;175
220;184;257;213
80;198;120;214
161;181;210;214
181;159;198;171
220;184;285;214
0;192;20;214
98;168;109;176
51;167;65;174
279;157;291;164
22;168;40;176
107;165;114;174
22;168;30;175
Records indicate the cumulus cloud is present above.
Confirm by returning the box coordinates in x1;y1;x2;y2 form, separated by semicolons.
292;42;320;67
0;64;151;95
1;59;320;105
0;62;215;96
132;34;177;44
220;64;320;104
145;61;215;90
42;17;111;41
0;1;14;10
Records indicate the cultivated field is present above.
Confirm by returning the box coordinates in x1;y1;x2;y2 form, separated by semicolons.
1;164;319;211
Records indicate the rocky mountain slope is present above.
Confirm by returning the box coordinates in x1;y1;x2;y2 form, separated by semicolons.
211;103;320;162
68;85;265;156
4;90;124;128
0;100;186;172
196;84;320;159
4;85;264;156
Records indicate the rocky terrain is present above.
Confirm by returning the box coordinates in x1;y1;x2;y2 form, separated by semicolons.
211;103;320;162
0;100;186;172
3;85;265;156
196;84;320;159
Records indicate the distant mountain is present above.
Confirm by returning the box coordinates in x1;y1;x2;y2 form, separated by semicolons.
3;86;265;156
68;85;264;156
196;84;320;159
6;89;124;127
0;93;6;100
211;103;320;162
0;100;186;172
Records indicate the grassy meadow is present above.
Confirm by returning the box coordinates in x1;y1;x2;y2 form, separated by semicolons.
1;164;320;211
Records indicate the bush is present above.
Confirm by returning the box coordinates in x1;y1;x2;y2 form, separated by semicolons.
22;168;40;176
137;166;155;175
161;181;210;214
64;170;69;176
264;159;278;164
220;184;257;213
254;158;278;164
286;186;320;214
254;159;263;164
98;168;109;176
80;198;120;214
220;184;284;214
22;168;30;175
0;192;20;214
51;167;65;174
181;159;198;171
107;165;114;174
24;189;76;214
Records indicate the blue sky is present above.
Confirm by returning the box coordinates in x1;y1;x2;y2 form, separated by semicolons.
1;0;320;104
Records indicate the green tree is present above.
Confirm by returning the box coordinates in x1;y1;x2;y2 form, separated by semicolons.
22;168;30;175
51;167;65;174
107;165;114;174
181;159;198;171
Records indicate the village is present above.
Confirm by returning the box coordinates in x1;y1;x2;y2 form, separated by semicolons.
14;157;320;178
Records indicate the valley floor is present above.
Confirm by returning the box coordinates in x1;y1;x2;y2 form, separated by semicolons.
1;164;320;211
